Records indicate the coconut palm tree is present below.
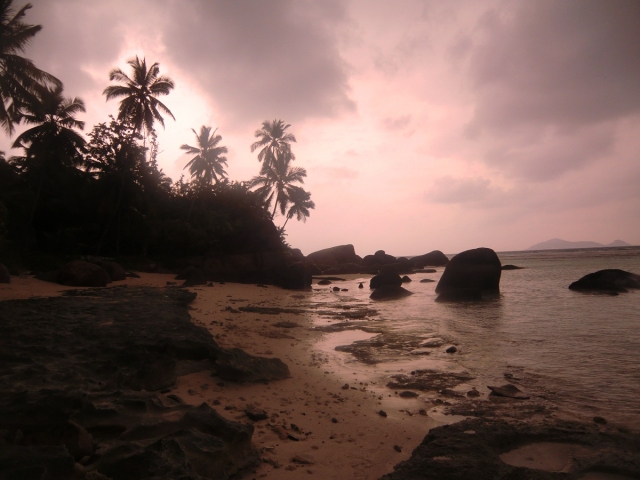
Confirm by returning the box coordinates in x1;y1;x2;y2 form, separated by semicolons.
11;84;85;225
0;0;61;134
103;56;175;136
250;119;296;170
248;149;307;220
181;125;228;185
282;186;314;229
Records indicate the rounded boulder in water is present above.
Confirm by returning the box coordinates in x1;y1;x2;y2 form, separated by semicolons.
435;248;501;301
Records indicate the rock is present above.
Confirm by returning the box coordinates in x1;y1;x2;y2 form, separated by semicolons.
569;269;640;293
182;267;207;287
332;286;340;292
58;260;111;287
61;421;94;459
420;278;435;283
467;388;480;397
393;445;402;452
501;264;523;270
358;282;363;288
445;346;457;353
435;248;501;301
378;410;388;417
215;347;290;382
292;454;315;465
593;416;607;425
93;260;126;281
322;263;362;275
125;271;141;278
369;285;413;301
401;275;412;283
0;262;10;283
318;279;332;285
0;445;76;479
306;244;360;266
435;289;483;302
399;391;419;398
362;250;397;267
487;384;529;399
245;407;269;421
370;272;402;289
409;250;449;268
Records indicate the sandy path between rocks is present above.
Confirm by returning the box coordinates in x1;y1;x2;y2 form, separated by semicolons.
0;273;447;479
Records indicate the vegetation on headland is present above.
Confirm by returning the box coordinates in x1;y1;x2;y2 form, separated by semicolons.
0;1;314;272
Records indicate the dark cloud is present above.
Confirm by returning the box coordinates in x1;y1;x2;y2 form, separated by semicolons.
465;0;640;133
162;0;355;128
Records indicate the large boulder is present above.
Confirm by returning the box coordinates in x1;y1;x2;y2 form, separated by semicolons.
306;244;360;266
181;267;207;287
435;248;501;300
370;272;402;289
93;260;126;281
0;262;10;283
370;285;414;301
215;348;290;382
362;250;397;267
569;269;640;293
58;260;111;287
410;250;449;268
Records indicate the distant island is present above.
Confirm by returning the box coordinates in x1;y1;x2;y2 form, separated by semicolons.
527;238;631;250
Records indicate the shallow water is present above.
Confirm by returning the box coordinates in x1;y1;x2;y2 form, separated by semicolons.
310;246;640;428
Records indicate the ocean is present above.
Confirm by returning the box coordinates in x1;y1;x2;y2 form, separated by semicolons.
310;246;640;428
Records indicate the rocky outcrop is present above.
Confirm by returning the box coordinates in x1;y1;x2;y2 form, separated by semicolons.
569;269;640;293
0;286;287;478
0;262;9;283
306;244;360;266
93;260;126;281
380;418;640;480
369;285;413;301
435;248;501;301
409;250;449;268
370;272;402;289
58;260;111;287
362;250;397;267
182;267;207;287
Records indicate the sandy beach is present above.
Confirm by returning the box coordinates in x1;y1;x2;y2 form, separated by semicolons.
0;273;442;479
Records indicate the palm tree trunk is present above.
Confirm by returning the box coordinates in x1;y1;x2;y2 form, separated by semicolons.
282;215;290;230
28;169;46;228
271;199;279;220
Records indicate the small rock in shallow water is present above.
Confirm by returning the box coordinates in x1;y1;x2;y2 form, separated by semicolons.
393;445;402;452
378;410;388;417
467;388;480;397
487;384;530;399
341;384;349;390
399;391;419;398
593;416;607;424
446;346;457;353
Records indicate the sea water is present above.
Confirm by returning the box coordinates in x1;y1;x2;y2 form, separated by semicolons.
310;246;640;428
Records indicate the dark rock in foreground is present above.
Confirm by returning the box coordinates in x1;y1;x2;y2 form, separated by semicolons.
369;285;413;301
569;268;640;293
501;264;524;270
487;384;529;399
0;262;10;283
0;286;284;478
435;248;501;301
380;418;640;480
58;259;112;287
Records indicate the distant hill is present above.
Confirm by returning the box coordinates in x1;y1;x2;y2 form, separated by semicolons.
527;238;631;250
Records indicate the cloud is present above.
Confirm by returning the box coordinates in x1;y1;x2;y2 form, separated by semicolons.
466;0;640;132
382;114;412;131
315;165;359;180
162;0;355;128
426;175;499;204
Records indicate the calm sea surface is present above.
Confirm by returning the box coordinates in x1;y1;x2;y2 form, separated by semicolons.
311;246;640;428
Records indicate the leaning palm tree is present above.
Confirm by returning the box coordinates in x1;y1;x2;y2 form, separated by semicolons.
282;186;315;229
11;84;85;224
0;0;61;134
103;56;175;136
248;149;307;219
181;125;228;186
250;119;296;170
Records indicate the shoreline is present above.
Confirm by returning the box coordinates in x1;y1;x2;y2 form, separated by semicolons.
2;273;639;479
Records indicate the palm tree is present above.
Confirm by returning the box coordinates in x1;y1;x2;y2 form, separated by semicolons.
0;1;62;134
282;186;314;229
250;119;296;170
103;56;175;136
248;149;307;220
11;84;85;225
181;125;228;185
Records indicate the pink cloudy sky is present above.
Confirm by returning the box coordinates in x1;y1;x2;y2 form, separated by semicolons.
2;0;639;256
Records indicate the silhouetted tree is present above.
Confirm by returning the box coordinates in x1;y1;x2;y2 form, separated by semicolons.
248;150;307;220
11;84;85;225
0;0;61;134
251;119;296;170
181;126;228;185
282;186;314;229
103;56;174;137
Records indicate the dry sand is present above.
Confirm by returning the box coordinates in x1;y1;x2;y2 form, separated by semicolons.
0;273;452;479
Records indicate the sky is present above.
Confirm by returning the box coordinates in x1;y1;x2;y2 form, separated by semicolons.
2;0;639;256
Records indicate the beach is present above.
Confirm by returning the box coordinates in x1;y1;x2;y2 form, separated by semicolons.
0;273;441;479
2;269;639;480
